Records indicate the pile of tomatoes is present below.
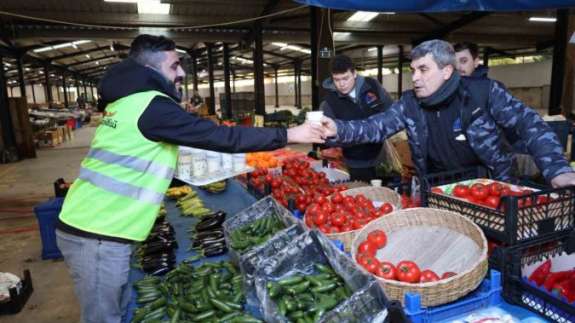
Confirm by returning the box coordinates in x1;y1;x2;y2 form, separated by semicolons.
249;159;348;210
432;181;549;209
304;194;394;234
355;230;457;283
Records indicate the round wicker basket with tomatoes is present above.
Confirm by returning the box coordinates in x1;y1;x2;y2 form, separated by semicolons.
351;208;488;307
304;186;401;252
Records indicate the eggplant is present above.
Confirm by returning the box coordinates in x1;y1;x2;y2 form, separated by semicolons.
203;245;228;257
193;230;224;241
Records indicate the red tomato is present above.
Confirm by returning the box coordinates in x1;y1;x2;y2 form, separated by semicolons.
320;203;333;214
340;224;353;232
379;203;393;215
536;195;550;205
314;212;327;226
330;212;346;227
316;195;328;205
264;174;273;183
363;257;381;274
420;270;440;283
327;226;340;234
343;196;355;205
350;219;362;230
270;178;282;189
431;187;443;194
375;262;397;280
396;261;421;283
367;230;387;249
500;187;512;197
470;183;489;201
357;240;377;257
332;192;344;204
453;185;470;198
484;195;501;209
356;253;370;267
487;182;503;196
296;201;307;212
441;272;457;279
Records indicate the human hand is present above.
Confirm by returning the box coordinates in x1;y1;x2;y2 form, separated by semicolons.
320;116;337;138
287;122;326;144
550;172;575;188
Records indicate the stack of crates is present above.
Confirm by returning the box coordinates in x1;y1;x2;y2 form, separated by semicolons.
419;166;575;321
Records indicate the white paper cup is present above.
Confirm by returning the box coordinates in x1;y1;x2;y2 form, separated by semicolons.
206;151;221;174
370;179;382;187
221;153;233;171
306;111;324;125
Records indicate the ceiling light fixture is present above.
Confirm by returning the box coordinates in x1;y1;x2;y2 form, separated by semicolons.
86;54;91;58
529;17;557;22
347;11;380;22
33;40;92;53
137;0;170;14
176;48;187;54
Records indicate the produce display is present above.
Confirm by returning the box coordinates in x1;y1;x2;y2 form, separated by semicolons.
166;185;193;199
228;210;285;254
175;189;213;217
131;261;262;323
355;229;458;283
249;159;348;210
189;211;228;258
304;194;394;234
265;263;352;322
246;152;279;169
133;216;177;276
527;259;575;303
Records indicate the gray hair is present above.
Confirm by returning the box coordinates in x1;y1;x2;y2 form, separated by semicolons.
410;39;456;69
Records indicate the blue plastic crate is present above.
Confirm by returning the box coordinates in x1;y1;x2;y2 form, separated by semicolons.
405;270;503;323
33;198;64;260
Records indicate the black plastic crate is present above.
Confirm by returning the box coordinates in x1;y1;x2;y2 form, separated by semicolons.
499;231;575;322
0;270;34;315
429;185;575;245
422;169;575;246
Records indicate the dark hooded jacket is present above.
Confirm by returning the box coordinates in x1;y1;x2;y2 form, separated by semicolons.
331;77;572;183
98;58;287;152
320;75;393;168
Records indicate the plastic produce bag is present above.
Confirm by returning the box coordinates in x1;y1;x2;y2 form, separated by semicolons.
254;230;389;323
223;196;301;264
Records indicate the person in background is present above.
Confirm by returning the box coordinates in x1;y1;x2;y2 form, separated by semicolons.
454;42;488;78
55;34;324;323
319;39;575;188
320;54;394;182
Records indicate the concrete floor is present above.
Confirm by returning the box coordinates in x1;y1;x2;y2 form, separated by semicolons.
0;126;95;323
0;115;313;323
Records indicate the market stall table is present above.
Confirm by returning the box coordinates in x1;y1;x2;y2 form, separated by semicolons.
123;179;256;323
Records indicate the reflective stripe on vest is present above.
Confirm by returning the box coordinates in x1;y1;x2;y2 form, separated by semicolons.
86;148;174;180
78;167;165;205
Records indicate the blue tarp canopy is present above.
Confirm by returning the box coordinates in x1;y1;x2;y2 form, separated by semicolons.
294;0;575;12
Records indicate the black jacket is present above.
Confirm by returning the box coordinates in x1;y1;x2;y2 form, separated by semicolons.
320;76;393;168
98;59;287;152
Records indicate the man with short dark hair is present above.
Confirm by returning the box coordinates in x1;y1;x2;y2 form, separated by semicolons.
55;34;323;323
454;42;488;78
320;40;575;188
320;54;393;182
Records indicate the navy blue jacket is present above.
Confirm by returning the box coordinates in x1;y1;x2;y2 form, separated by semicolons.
98;59;287;152
320;75;393;168
332;78;572;182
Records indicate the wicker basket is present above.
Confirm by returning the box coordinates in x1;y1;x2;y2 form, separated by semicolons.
305;186;401;252
351;208;488;307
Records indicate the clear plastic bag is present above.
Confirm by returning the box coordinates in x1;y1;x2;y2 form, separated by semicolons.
223;196;301;264
254;230;390;323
